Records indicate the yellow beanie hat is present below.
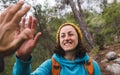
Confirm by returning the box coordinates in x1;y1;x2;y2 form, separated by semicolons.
56;23;82;42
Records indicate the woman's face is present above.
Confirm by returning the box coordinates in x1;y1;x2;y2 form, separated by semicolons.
59;25;78;52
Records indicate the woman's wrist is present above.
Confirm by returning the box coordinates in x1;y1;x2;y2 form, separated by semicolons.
16;54;31;61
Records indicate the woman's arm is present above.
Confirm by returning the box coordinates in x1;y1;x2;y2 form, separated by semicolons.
12;57;52;75
93;60;101;75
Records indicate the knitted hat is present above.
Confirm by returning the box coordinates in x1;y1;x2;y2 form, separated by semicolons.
56;23;82;42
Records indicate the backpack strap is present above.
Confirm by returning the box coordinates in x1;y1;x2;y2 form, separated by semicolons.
52;57;94;75
52;58;60;75
84;58;94;75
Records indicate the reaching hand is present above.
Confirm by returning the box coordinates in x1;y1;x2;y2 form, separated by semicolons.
16;16;41;60
0;1;32;57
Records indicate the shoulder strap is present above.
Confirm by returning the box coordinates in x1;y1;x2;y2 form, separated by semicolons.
52;57;94;75
84;58;94;75
52;58;60;75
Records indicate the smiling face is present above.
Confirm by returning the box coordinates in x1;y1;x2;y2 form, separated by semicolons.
59;25;78;52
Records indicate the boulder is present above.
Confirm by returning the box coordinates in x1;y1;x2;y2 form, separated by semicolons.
113;58;120;64
106;51;117;60
106;63;120;75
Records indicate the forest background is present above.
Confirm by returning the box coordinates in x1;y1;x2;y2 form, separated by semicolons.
0;0;120;74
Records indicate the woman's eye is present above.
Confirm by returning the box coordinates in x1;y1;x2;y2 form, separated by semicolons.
69;33;73;36
60;35;65;38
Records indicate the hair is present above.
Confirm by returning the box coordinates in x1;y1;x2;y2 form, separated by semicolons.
54;24;87;58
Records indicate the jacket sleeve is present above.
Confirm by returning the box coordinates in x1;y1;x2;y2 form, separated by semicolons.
92;60;101;75
12;56;52;75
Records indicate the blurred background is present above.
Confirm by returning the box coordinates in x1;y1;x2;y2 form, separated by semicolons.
0;0;120;75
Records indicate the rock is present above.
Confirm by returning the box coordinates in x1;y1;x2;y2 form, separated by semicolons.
106;51;117;60
101;59;108;63
106;63;120;75
113;58;120;64
118;54;120;57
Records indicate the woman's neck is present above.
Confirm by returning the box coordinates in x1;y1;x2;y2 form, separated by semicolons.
64;51;76;61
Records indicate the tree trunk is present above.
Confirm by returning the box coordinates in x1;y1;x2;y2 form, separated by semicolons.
68;0;94;50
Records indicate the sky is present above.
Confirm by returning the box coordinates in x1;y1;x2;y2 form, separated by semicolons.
35;0;55;6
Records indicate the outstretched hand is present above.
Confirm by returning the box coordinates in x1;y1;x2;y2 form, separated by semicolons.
0;1;32;57
16;16;41;61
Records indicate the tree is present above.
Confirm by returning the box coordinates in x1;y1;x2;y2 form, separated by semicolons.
102;1;120;44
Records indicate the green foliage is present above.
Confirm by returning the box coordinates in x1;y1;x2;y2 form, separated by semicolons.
1;56;15;75
85;2;120;46
85;11;104;34
101;2;120;45
94;33;105;50
102;3;120;25
92;45;99;55
31;47;51;71
47;17;66;38
65;13;77;23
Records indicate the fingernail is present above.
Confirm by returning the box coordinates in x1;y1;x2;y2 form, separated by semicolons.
24;5;31;10
18;0;24;4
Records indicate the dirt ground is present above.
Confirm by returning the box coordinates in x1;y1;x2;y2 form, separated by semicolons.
92;43;120;75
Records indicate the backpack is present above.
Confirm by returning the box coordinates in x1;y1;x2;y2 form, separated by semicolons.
52;57;94;75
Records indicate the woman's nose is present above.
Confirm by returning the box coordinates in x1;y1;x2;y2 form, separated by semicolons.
64;35;70;40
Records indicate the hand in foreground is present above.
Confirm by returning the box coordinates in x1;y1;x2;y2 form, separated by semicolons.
0;1;32;57
16;16;41;61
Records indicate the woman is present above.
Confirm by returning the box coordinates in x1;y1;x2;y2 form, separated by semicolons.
12;23;101;75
